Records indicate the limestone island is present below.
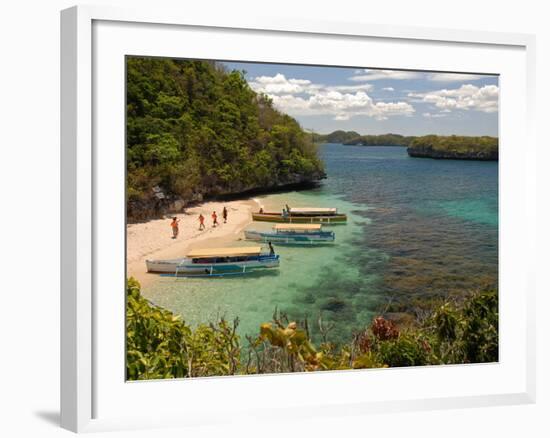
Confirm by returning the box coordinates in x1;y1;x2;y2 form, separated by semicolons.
406;135;498;161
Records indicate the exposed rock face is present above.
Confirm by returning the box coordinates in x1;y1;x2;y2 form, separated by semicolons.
126;170;327;223
171;199;186;212
407;146;498;161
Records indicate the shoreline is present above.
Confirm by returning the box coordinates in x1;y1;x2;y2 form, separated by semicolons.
127;197;261;287
127;178;324;224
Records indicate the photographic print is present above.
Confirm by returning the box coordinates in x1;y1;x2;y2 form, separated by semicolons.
125;57;498;380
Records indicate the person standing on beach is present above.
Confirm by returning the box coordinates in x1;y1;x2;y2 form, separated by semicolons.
212;211;218;227
222;206;228;223
268;241;275;256
198;213;205;230
170;217;180;239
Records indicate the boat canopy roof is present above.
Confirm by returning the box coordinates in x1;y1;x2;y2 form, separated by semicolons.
289;207;337;214
274;224;322;231
187;246;263;258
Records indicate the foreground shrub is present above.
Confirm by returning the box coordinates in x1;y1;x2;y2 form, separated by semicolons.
126;277;241;379
126;278;498;379
376;333;432;367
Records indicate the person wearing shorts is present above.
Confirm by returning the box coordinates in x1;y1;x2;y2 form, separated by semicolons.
170;217;180;238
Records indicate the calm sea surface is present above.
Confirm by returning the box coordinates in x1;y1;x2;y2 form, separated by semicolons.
143;144;498;345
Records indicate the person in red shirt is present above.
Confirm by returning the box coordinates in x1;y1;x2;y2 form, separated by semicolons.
198;213;205;230
170;217;180;238
212;211;218;227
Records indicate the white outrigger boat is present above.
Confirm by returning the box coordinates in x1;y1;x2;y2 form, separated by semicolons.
145;246;280;277
245;224;335;244
252;206;347;224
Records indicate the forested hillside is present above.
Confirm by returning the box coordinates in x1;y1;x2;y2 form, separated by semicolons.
126;57;325;221
313;130;361;144
343;133;415;146
315;130;498;160
314;131;413;146
407;135;498;160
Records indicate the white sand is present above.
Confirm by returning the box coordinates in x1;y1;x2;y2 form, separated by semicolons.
127;198;260;286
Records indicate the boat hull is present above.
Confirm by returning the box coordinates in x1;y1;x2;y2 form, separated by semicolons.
244;230;335;244
252;212;347;224
146;255;280;276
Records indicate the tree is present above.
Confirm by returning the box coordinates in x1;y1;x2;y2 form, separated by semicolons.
126;57;325;220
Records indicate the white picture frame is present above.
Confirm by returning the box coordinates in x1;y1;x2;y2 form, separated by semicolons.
60;4;536;433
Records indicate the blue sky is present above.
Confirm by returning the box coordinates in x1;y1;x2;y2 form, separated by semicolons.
222;61;499;136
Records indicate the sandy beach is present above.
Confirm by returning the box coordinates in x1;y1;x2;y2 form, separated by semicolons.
127;198;261;286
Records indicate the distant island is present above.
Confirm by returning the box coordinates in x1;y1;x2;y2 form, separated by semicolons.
315;130;498;161
127;58;325;221
312;130;361;144
314;131;414;146
407;135;498;161
345;133;415;147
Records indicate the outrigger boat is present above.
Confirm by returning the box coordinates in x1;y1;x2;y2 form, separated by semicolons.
145;246;280;277
245;224;335;244
252;207;347;224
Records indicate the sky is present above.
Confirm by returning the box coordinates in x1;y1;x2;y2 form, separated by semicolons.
222;61;499;136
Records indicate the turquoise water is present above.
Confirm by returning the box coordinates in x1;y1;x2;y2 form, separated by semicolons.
143;144;498;344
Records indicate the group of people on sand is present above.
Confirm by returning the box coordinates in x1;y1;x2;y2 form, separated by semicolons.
170;206;229;239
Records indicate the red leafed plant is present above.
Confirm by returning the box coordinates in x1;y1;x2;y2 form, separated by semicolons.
354;331;372;354
371;316;400;341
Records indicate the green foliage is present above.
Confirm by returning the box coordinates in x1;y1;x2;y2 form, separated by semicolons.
126;277;191;380
126;57;324;219
376;333;432;367
429;290;499;363
314;130;361;144
126;277;241;379
249;316;387;373
433;303;460;342
354;290;498;367
408;135;498;160
314;131;414;146
462;290;499;362
126;279;498;380
315;131;499;161
142;133;180;165
344;133;415;146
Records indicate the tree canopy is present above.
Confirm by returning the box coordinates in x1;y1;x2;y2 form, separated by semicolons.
127;57;324;220
407;135;498;160
313;130;361;144
344;133;415;146
314;130;498;160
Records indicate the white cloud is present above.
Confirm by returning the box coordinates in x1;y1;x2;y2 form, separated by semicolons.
422;112;447;118
248;73;413;121
325;83;374;93
349;69;492;83
249;73;313;94
427;73;486;82
382;87;395;91
249;73;373;96
349;69;421;82
270;91;414;121
409;84;499;113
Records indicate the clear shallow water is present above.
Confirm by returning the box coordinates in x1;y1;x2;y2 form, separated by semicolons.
142;144;498;345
